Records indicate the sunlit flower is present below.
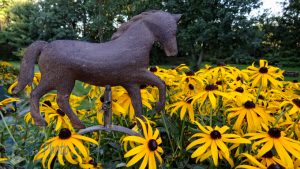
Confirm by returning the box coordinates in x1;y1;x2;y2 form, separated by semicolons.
41;101;73;131
79;157;102;169
192;83;229;109
236;153;285;169
0;157;8;163
186;122;250;167
167;96;195;122
123;117;163;169
226;100;274;133
246;126;300;168
280;97;300;115
244;60;283;88
34;128;98;168
0;97;19;107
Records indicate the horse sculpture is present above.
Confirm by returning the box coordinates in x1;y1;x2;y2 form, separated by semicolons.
13;10;181;128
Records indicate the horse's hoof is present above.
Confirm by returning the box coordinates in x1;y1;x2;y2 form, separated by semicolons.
35;120;48;126
73;123;86;129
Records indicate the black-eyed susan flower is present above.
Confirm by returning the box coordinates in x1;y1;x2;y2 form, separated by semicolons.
280;98;300;115
186;122;250;167
34;128;98;168
79;157;102;169
226;100;274;133
0;97;19;107
40;102;73;131
192;82;229;109
244;59;283;89
123;117;163;169
236;153;285;169
246;126;300;168
167;96;195;122
0;157;8;163
116;87;154;120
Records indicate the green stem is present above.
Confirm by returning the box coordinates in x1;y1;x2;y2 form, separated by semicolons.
210;109;213;127
179;119;186;150
0;110;18;145
274;108;288;127
161;113;175;153
255;85;263;103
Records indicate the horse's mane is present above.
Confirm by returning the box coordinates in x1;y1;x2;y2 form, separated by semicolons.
111;10;161;40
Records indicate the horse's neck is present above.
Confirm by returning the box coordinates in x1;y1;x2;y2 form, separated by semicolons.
116;21;156;48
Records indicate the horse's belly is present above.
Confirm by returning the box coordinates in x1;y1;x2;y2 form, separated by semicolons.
75;70;130;86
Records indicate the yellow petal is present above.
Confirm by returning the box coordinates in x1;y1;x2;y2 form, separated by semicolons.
126;151;146;167
124;145;146;158
211;141;219;166
72;134;99;145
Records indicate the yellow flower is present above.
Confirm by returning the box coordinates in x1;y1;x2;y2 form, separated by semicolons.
0;157;8;163
166;96;195;122
79;157;102;169
226;100;274;133
34;128;98;169
123;117;163;169
280;98;300;116
41;101;73;131
236;153;285;169
246;126;300;168
244;59;283;89
0;97;19;106
186;122;250;167
192;83;229;109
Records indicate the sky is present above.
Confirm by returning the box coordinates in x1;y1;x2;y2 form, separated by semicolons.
251;0;284;16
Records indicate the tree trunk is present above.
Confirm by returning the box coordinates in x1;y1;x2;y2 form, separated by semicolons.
196;48;204;68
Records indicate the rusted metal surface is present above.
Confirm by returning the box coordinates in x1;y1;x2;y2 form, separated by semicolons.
13;10;181;128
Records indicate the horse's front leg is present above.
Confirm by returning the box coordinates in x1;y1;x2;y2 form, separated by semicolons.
123;84;143;118
138;71;166;113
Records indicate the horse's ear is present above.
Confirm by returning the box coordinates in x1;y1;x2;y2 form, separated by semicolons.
173;14;182;22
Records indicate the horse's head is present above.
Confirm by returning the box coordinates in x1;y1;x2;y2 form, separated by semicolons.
144;11;182;56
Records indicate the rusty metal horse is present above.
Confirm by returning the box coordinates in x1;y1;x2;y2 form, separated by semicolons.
13;10;181;128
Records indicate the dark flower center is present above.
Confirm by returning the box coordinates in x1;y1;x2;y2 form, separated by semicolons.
293;80;298;83
292;98;300;108
43;100;52;107
259;67;268;73
268;128;281;138
186;98;193;104
235;87;244;93
236;76;241;81
216;80;223;85
56;109;65;116
89;159;97;167
59;128;72;139
149;66;157;72
267;164;283;169
262;150;273;158
100;96;104;102
148;139;158;151
205;84;218;91
185;71;195;76
244;101;256;109
258;95;265;100
188;84;194;90
210;130;221;139
140;84;147;89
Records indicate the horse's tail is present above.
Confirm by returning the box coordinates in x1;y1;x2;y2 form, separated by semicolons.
13;41;48;94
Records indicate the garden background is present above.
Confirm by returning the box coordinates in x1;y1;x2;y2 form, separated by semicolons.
0;0;300;169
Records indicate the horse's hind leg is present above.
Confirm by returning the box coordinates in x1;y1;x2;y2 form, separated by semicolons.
138;71;166;113
56;80;85;129
123;84;143;119
30;77;53;126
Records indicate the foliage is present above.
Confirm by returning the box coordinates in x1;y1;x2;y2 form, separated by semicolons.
0;60;300;168
1;0;299;67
